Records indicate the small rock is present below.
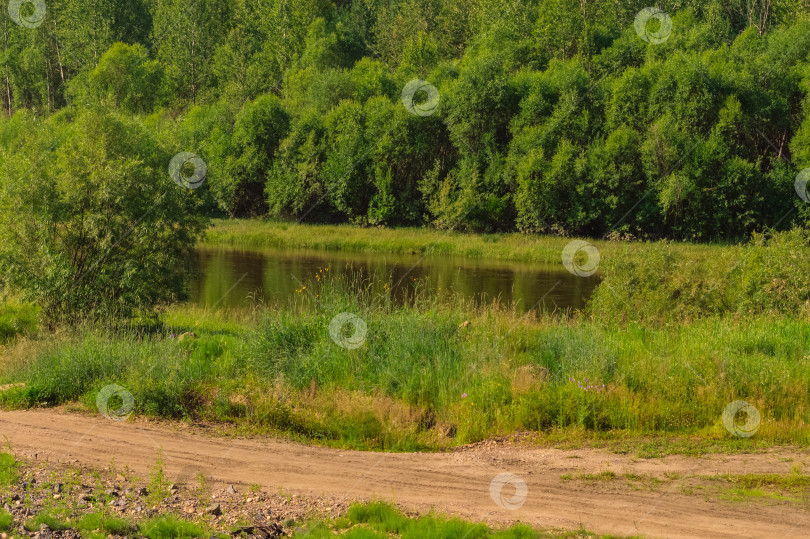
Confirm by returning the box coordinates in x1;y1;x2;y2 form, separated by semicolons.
205;503;222;516
38;524;52;539
183;505;195;514
52;494;61;500
105;488;120;497
225;484;237;494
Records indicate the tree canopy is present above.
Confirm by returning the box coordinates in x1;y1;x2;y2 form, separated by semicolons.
2;0;810;241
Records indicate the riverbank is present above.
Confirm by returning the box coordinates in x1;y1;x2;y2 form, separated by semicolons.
1;276;808;454
202;219;729;265
1;227;808;455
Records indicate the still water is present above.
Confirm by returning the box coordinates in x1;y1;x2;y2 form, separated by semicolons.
190;247;600;312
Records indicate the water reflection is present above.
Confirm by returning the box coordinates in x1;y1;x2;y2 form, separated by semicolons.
190;247;600;313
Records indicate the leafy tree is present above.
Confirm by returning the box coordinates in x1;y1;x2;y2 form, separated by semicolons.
226;94;291;216
152;0;234;104
0;108;208;323
69;42;166;112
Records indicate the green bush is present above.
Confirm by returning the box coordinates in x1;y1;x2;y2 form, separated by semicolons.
588;229;810;324
0;108;208;323
69;43;167;113
139;515;206;539
0;301;37;343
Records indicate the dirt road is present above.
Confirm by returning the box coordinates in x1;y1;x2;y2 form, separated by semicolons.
0;409;807;538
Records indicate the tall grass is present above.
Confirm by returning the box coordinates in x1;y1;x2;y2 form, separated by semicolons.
1;260;809;451
0;300;37;344
202;219;725;265
588;229;810;324
297;501;545;538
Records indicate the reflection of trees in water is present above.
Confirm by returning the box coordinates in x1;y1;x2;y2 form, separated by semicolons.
191;249;600;312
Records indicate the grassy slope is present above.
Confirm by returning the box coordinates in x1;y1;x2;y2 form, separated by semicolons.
1;275;808;454
202;219;730;265
1;223;807;454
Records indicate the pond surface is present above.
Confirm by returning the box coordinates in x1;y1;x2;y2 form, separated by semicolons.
190;247;600;312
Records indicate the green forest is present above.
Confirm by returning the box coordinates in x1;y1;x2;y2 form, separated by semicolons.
3;0;810;476
2;0;810;242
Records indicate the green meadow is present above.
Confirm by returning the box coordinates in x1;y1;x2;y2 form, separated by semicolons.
203;219;729;265
1;225;808;454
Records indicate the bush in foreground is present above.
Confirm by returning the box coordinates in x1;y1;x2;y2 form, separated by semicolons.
0;108;208;325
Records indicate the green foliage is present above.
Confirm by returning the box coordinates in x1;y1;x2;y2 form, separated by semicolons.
298;500;579;537
70;43;166;113
152;0;235;105
4;1;810;234
138;515;206;539
0;452;19;487
225;94;290;216
24;512;70;532
147;450;171;507
3;259;810;450
0;301;37;343
588;229;810;324
0;509;12;532
76;513;135;536
0;108;209;323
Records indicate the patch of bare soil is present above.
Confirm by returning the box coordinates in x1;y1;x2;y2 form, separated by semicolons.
1;409;808;538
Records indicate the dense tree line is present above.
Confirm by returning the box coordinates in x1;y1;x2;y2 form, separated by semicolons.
3;0;810;241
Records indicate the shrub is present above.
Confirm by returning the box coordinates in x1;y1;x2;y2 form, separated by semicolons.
587;229;810;324
0;108;208;324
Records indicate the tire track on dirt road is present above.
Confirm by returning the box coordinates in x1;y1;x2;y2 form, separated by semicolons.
1;409;808;538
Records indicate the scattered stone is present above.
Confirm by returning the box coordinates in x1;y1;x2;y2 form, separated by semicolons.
105;488;120;497
229;523;284;538
37;523;52;539
225;484;237;494
205;503;222;516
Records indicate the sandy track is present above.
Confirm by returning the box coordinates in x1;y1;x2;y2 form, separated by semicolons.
0;409;807;538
